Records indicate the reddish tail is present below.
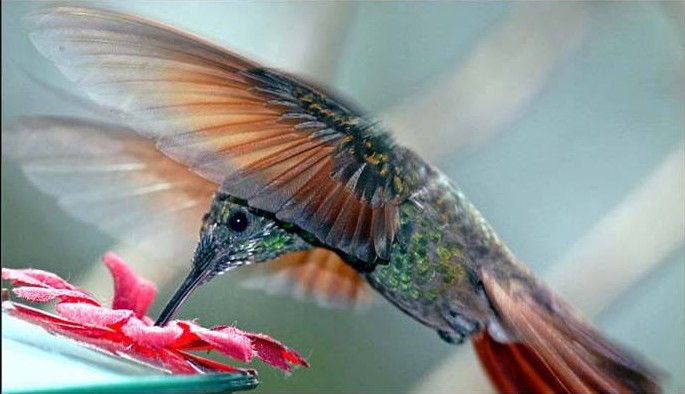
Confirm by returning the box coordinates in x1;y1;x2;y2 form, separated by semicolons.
472;329;661;394
473;330;569;393
474;271;662;394
473;331;569;393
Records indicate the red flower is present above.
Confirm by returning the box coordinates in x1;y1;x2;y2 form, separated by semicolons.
1;252;309;375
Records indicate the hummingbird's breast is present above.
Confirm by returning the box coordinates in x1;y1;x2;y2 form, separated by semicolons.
363;171;504;340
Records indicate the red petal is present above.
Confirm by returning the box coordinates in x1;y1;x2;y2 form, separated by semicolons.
12;287;100;305
178;351;247;374
2;302;249;375
144;348;201;374
244;332;310;371
133;348;248;375
181;322;253;363
3;300;90;329
4;302;197;374
103;252;156;318
56;303;134;327
121;317;184;349
5;255;310;375
6;302;203;375
2;267;84;291
3;301;127;344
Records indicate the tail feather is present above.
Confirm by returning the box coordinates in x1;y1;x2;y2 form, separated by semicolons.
473;330;567;393
476;270;662;394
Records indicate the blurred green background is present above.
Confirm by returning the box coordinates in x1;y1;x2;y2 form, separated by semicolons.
2;1;683;393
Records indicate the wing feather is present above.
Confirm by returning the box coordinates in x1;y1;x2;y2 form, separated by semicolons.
3;116;214;266
240;248;375;309
27;6;422;263
4;116;371;309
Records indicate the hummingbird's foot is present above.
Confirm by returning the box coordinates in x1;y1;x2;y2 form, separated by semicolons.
438;329;467;344
438;311;483;344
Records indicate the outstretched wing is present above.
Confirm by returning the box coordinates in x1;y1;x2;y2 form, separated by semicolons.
240;248;375;310
3;116;214;266
3;116;375;308
27;6;423;263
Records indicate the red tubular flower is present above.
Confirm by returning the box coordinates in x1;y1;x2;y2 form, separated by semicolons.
1;252;309;375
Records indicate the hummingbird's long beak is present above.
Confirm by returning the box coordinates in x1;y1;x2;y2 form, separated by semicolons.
155;265;211;326
155;229;225;326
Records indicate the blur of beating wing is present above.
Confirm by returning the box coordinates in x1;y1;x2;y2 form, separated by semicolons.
2;115;374;308
2;116;215;270
239;248;375;310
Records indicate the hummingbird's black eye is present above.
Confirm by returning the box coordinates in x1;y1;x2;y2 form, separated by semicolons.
228;210;249;233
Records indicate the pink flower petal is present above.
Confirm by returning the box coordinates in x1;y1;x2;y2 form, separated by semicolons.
181;322;253;363
3;254;310;375
103;252;156;318
2;268;83;291
121;317;184;349
141;348;202;374
178;351;247;374
12;287;100;305
4;301;128;345
2;301;215;375
4;301;245;375
244;332;310;371
3;300;90;329
56;303;134;327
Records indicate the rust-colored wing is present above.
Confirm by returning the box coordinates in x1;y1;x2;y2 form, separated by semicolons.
27;6;420;263
477;270;661;394
4;116;371;309
240;248;375;309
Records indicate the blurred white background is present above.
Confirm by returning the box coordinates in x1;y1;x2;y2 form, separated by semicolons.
2;2;683;392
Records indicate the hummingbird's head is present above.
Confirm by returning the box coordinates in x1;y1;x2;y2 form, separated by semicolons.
155;193;309;326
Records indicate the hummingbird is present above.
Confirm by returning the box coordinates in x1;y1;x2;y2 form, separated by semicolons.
10;6;661;393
